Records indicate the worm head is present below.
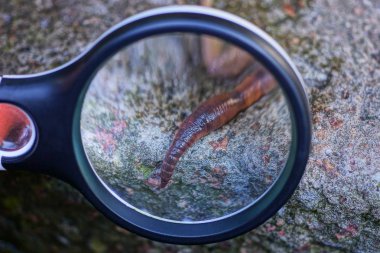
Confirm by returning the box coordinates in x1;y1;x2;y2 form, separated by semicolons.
145;162;168;189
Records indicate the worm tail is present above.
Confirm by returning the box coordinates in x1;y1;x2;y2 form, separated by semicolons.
160;146;183;188
160;121;208;188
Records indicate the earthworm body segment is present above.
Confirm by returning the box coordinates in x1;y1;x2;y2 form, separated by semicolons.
158;67;277;188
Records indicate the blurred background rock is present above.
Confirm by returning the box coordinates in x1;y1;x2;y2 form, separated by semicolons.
0;0;379;252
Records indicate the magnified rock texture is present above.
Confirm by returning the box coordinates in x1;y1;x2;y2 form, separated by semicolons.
80;34;290;221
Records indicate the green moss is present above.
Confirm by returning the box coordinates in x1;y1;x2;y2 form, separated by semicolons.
137;163;155;178
88;238;107;253
2;196;21;212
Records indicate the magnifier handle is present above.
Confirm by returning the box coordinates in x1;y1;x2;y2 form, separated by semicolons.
0;66;84;180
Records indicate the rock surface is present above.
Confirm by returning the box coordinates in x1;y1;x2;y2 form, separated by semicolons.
0;0;380;252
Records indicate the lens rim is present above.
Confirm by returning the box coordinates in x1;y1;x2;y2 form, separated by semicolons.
72;6;311;244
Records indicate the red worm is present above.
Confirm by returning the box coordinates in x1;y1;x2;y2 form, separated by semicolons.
158;66;277;188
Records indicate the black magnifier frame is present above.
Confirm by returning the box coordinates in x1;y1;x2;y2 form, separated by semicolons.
0;6;311;244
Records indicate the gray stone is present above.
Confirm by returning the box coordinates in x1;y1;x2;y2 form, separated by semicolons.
0;0;380;252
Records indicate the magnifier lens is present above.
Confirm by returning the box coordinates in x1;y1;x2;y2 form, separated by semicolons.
80;33;291;222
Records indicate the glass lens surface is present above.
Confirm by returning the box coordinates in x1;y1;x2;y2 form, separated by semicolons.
0;103;34;153
80;33;291;222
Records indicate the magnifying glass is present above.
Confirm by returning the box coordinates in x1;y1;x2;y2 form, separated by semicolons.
0;6;311;244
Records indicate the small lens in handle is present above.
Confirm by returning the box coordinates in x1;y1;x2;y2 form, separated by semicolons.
0;103;36;169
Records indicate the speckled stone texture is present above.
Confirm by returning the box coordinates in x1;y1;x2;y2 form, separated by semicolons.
0;0;379;252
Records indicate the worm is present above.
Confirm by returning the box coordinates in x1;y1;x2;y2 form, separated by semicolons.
156;66;277;188
201;35;254;78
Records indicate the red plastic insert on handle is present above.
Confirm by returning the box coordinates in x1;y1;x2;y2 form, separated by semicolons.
0;103;33;152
